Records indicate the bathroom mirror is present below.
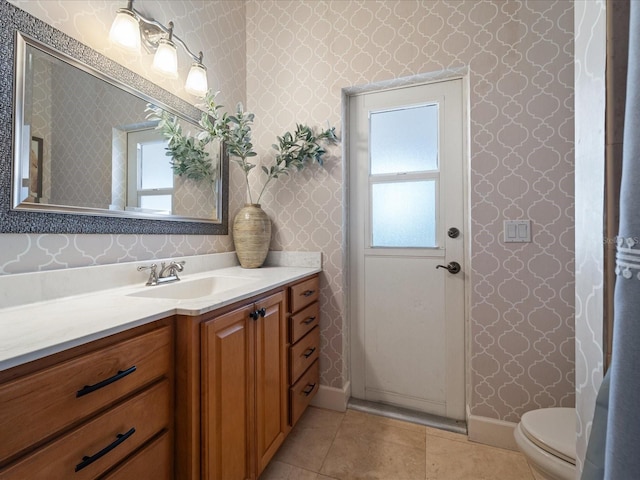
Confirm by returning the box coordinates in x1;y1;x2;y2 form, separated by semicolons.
0;1;228;235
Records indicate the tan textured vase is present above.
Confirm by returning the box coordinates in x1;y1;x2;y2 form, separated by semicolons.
233;204;272;268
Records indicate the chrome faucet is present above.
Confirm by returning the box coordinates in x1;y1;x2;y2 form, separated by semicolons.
138;260;185;286
158;260;185;283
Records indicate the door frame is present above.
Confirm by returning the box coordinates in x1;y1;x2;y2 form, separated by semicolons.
343;73;472;419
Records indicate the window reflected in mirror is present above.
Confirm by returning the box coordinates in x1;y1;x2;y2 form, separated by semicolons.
127;129;174;214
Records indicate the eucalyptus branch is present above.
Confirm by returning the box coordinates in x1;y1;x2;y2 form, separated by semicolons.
256;124;338;204
226;103;258;204
149;90;339;206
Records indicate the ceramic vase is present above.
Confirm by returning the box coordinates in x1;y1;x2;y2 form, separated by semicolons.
233;204;271;268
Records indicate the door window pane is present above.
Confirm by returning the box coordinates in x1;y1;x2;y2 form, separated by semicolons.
140;140;173;189
371;180;437;247
370;104;438;175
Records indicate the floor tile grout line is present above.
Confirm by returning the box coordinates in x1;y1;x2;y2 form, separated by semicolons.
424;429;429;480
525;459;536;479
315;409;348;476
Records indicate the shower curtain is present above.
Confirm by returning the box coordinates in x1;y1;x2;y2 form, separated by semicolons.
583;1;639;479
584;1;640;478
606;0;640;476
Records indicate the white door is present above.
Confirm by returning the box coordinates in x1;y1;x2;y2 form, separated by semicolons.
349;79;465;420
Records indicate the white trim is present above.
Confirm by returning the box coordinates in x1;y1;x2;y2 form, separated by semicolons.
310;381;351;412
462;73;473;425
467;407;519;451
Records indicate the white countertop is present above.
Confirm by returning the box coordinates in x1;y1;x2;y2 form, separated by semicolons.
0;252;321;372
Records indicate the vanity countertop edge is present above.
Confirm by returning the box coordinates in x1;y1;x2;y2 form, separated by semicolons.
0;251;321;372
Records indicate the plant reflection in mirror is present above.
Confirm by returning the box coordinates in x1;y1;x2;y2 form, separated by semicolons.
148;90;338;205
146;105;218;186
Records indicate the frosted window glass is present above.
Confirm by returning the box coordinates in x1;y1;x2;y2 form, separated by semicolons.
140;194;172;212
370;104;438;175
140;140;173;189
371;181;436;247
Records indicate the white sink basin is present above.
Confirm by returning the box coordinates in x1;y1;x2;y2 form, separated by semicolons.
127;276;256;300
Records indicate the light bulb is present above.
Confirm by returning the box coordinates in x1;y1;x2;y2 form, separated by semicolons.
185;63;208;97
108;9;140;52
152;38;179;78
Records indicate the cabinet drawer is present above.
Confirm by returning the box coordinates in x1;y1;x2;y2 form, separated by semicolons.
0;326;172;463
289;326;320;385
0;379;171;480
289;360;319;427
289;301;319;344
289;276;319;313
102;431;172;480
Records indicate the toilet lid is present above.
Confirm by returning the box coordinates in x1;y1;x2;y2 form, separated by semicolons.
520;408;576;465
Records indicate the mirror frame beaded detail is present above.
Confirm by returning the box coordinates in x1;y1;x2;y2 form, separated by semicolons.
0;0;229;235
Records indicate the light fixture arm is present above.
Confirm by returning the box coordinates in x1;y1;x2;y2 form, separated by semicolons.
127;0;203;64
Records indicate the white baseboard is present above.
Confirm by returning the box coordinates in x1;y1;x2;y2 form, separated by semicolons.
467;406;519;451
311;381;351;412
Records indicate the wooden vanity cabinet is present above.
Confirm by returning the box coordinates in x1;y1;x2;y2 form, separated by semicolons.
0;272;319;480
176;288;288;480
172;273;321;480
287;275;320;426
0;319;174;479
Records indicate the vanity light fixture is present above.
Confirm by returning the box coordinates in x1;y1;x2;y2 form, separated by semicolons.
108;3;140;52
152;29;178;78
109;0;209;96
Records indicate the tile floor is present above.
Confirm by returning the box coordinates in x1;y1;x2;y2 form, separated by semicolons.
260;407;535;480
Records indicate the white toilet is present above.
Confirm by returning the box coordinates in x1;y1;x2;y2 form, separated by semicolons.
514;407;576;480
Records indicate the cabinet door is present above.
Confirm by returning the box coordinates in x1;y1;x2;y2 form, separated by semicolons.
201;304;255;480
254;291;288;475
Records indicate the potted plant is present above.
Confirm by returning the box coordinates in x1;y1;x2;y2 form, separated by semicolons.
149;91;338;268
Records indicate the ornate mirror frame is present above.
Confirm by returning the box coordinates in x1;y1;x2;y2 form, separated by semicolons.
0;1;229;235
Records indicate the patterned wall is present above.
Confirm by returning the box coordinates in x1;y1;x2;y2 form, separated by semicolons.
1;0;246;274
245;0;575;421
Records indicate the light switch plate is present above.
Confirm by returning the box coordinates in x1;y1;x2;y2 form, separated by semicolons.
504;220;531;243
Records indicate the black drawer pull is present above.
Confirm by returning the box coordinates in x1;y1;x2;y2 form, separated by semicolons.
302;289;315;297
302;316;316;325
76;366;137;398
258;307;267;318
302;347;316;359
302;383;316;396
75;427;135;472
